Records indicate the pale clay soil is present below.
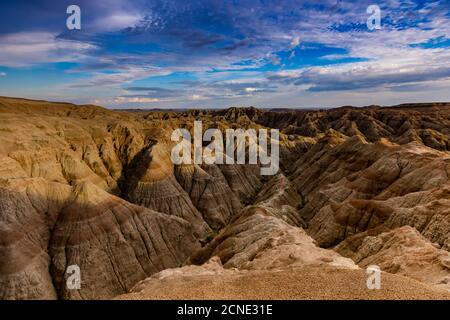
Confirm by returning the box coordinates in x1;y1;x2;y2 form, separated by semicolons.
116;266;450;300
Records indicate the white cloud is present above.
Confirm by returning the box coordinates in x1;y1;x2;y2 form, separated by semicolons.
68;66;171;88
0;32;96;67
267;46;450;93
289;36;300;49
115;97;160;103
320;54;352;60
288;51;296;60
89;12;143;32
191;94;206;100
267;53;281;65
0;72;6;77
3;1;450;109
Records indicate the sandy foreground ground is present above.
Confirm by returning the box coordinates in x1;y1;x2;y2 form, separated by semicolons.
115;266;450;300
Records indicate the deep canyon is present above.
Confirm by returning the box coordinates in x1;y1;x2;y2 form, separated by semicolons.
1;97;450;299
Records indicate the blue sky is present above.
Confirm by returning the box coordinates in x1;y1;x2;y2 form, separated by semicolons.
0;0;449;109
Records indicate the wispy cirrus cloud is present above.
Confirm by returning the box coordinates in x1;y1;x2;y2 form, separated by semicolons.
267;46;450;92
0;0;449;108
0;32;96;67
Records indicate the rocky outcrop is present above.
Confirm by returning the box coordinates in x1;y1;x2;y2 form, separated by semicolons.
190;206;355;270
217;164;262;205
290;135;450;248
336;226;450;291
0;179;71;300
121;143;211;238
256;104;450;151
254;173;305;227
0;178;200;300
175;164;242;231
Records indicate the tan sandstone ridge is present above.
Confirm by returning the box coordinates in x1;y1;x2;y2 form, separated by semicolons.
336;226;450;291
0;178;200;299
1;97;450;300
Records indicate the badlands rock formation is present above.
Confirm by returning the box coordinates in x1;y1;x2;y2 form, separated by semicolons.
1;97;450;299
337;226;450;291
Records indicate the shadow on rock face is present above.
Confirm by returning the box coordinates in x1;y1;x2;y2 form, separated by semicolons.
0;179;201;300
